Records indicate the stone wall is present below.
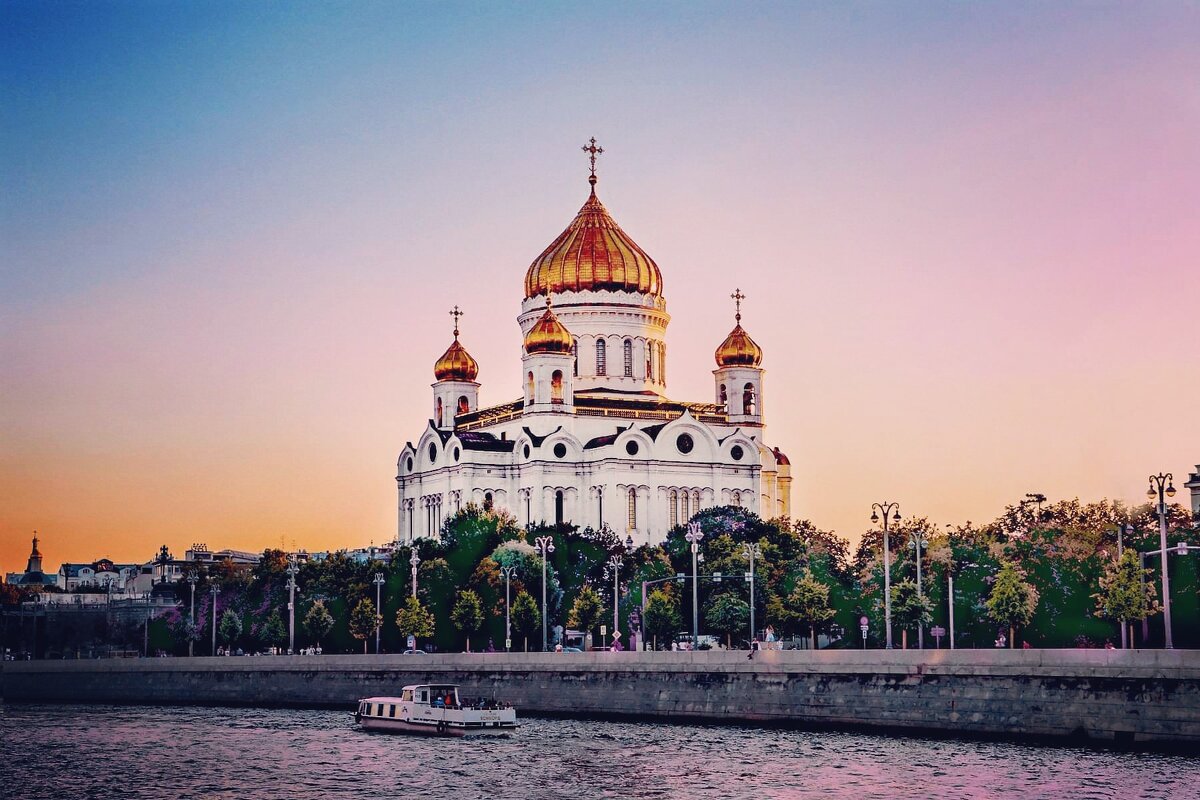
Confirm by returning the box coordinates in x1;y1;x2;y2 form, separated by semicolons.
4;649;1198;748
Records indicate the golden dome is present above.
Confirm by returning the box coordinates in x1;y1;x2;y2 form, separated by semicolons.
524;185;663;299
524;299;574;355
715;288;762;367
434;308;479;382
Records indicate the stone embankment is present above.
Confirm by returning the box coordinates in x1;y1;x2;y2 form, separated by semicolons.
4;649;1198;748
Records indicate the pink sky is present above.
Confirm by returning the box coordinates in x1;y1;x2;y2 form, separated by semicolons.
2;4;1197;571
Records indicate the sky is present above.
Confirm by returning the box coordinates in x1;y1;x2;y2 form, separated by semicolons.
2;2;1198;572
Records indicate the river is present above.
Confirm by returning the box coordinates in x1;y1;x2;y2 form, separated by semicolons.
0;704;1195;799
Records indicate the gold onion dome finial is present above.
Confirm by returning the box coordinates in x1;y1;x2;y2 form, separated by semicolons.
524;295;575;354
434;306;479;382
523;138;663;299
715;288;763;367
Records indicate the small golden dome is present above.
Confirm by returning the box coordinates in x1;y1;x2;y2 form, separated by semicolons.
524;185;663;299
524;299;574;355
434;308;479;381
715;288;762;367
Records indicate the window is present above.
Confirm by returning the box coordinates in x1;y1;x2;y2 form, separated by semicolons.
627;487;637;530
597;487;604;528
646;344;653;380
719;384;728;412
692;490;700;513
732;491;742;507
596;339;607;375
659;342;666;383
573;338;578;376
428;443;437;464
555;490;564;525
623;339;633;377
553;442;567;458
527;371;535;403
484;492;493;511
625;440;639;456
730;445;745;461
457;396;469;415
389;705;396;718
676;433;694;454
743;383;756;416
435;397;443;427
669;490;678;528
551;370;564;404
526;493;532;524
681;490;689;522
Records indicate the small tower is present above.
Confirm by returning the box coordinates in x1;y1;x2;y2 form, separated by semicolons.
25;533;43;574
713;288;764;426
431;306;480;429
522;296;575;413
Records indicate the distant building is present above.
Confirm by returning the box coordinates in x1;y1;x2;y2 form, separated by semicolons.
308;543;394;564
184;543;261;566
6;535;58;589
56;559;139;592
1185;465;1200;518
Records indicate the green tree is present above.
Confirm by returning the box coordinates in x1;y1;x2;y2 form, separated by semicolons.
349;598;378;654
303;600;335;648
986;561;1039;648
261;610;287;651
218;608;242;649
643;589;682;651
450;589;485;652
1094;548;1158;648
705;594;749;649
890;579;934;650
789;568;836;650
567;585;605;646
510;590;540;651
395;595;435;650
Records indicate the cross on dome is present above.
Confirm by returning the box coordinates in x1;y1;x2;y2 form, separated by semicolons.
731;288;746;323
582;137;604;185
450;305;463;339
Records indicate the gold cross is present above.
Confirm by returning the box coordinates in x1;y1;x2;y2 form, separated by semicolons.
582;137;604;184
449;306;463;338
731;288;746;322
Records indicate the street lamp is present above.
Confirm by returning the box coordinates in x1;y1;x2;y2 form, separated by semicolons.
535;536;555;651
607;555;623;648
1146;473;1177;649
373;572;385;654
740;542;761;648
409;550;421;598
500;565;517;651
186;573;198;657
285;556;299;655
685;522;704;648
870;502;901;649
210;584;218;656
908;532;928;649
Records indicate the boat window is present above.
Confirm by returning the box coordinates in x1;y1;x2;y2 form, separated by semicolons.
402;689;413;701
418;690;427;703
389;705;396;718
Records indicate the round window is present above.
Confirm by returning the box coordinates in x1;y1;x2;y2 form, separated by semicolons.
428;443;437;463
553;443;567;459
453;447;461;462
676;433;694;454
626;441;640;456
406;457;413;472
730;445;744;461
523;444;531;459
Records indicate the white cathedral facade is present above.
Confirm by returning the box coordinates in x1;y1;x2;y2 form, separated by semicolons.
396;149;791;546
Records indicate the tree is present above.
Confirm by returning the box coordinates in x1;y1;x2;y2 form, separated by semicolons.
303;600;335;648
643;589;682;651
789;569;836;650
567;585;605;647
889;579;933;650
349;599;378;654
450;590;484;652
260;610;287;651
510;590;540;651
218;609;242;649
1094;548;1158;648
986;561;1039;648
705;594;749;649
395;595;435;650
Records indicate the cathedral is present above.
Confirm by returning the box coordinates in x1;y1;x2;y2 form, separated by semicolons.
396;142;791;546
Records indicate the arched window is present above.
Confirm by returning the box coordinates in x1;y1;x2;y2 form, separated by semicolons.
669;490;679;528
743;383;756;415
483;492;493;511
680;490;689;523
731;491;742;508
692;490;701;513
527;371;535;403
623;339;633;377
457;395;470;415
435;397;443;427
646;343;653;381
719;384;728;411
627;487;637;531
597;487;604;528
657;341;666;383
551;370;564;404
573;338;578;376
596;339;607;376
555;490;565;525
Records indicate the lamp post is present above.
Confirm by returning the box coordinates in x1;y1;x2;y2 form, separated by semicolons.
186;573;198;657
685;522;704;647
210;584;218;656
870;502;901;649
607;555;623;647
740;542;761;647
908;532;927;649
373;572;385;654
285;556;299;655
1147;473;1177;649
409;550;421;598
535;536;555;651
500;566;517;651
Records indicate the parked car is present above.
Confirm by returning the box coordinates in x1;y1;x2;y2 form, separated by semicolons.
402;649;427;655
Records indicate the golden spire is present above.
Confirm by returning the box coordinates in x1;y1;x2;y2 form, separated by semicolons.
715;289;763;368
434;306;479;382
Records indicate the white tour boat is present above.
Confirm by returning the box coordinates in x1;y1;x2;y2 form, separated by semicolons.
355;684;518;737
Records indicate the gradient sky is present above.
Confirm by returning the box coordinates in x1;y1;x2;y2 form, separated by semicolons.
3;2;1198;572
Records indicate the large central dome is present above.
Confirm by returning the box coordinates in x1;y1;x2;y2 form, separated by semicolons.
524;185;663;299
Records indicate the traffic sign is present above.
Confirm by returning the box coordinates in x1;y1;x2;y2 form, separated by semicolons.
601;625;608;636
930;626;946;637
859;616;869;626
505;638;512;650
407;635;415;649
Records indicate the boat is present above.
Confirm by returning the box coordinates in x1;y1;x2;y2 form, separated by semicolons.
355;684;518;736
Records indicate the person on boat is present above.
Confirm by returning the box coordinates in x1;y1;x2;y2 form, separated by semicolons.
433;694;445;708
